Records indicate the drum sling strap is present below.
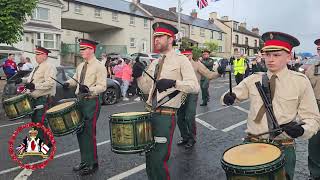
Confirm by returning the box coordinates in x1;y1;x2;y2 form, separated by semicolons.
254;74;280;139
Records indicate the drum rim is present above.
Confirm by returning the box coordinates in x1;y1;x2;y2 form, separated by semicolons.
47;101;77;114
221;142;285;175
3;94;29;104
110;112;151;121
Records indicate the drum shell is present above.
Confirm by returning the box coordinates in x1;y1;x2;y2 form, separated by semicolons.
47;101;82;136
109;112;153;154
2;94;33;120
221;143;286;180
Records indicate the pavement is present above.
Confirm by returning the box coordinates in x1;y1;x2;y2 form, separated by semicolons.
0;78;310;180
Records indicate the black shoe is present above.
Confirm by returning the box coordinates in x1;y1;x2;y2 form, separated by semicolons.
200;102;207;106
184;139;196;149
177;139;188;146
73;162;87;172
79;163;99;176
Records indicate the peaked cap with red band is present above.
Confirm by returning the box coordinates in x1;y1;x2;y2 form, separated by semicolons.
35;46;51;55
79;38;98;52
261;32;300;53
314;39;320;50
180;49;193;55
152;22;178;38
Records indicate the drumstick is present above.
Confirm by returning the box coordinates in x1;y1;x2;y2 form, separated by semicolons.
68;75;81;85
228;69;232;94
254;122;306;137
50;77;64;86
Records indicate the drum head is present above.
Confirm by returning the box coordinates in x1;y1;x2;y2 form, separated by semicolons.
3;94;27;103
111;112;150;120
47;101;75;113
223;143;281;166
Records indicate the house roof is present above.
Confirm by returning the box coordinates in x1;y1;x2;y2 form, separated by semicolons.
180;14;223;32
72;0;152;19
43;0;63;5
24;22;61;31
235;26;260;38
141;3;188;23
141;3;223;32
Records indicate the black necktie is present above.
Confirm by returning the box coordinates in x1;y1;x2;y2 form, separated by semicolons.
30;66;39;81
79;62;88;84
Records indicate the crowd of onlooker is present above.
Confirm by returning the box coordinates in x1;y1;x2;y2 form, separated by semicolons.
0;53;34;80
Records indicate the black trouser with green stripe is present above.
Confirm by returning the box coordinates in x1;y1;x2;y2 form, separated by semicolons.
177;94;198;142
146;111;176;180
31;96;50;141
200;79;209;104
77;96;102;166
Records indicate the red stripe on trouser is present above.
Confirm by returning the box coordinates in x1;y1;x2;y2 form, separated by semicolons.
163;113;175;180
92;97;99;161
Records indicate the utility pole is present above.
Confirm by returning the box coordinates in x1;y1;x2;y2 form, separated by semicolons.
177;0;181;49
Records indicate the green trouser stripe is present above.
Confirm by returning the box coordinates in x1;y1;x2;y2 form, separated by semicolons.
177;94;198;141
31;96;49;141
77;96;101;165
146;113;176;180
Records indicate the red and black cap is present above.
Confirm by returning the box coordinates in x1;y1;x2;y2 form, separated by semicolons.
35;46;51;55
261;32;300;53
152;22;178;38
314;39;320;50
180;49;193;55
79;38;98;52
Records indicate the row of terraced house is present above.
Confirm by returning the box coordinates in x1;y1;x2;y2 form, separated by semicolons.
0;0;261;66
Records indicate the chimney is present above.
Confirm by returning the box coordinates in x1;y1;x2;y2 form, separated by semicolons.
209;12;218;19
240;22;247;29
221;16;229;21
132;0;140;4
169;7;176;13
252;28;260;35
191;9;197;19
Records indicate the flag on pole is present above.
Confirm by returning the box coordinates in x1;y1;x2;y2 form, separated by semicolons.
197;0;209;9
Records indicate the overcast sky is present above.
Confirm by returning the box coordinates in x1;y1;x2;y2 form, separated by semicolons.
140;0;320;54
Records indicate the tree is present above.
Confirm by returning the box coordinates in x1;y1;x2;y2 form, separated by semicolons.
204;40;219;53
0;0;38;44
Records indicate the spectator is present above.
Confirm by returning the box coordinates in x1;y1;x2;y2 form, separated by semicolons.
106;57;113;78
252;53;267;73
1;53;17;80
132;55;145;101
20;57;33;71
113;59;124;84
219;58;229;78
17;55;25;70
121;58;132;101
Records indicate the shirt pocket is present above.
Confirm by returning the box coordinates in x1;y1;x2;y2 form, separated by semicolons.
161;66;180;80
277;94;298;115
249;91;263;118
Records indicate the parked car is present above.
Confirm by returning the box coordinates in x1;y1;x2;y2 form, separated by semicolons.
298;58;320;74
131;53;160;67
2;66;121;105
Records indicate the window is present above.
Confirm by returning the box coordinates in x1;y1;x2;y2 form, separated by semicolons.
218;46;223;52
245;37;249;45
112;12;118;21
235;35;239;44
181;27;186;38
254;40;258;47
130;38;136;48
200;28;205;37
233;22;238;30
191;26;195;35
32;7;49;21
94;8;101;17
36;33;56;49
218;32;223;40
74;4;82;14
130;16;135;25
144;19;148;28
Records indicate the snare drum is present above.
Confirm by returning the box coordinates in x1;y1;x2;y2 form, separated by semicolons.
3;94;33;120
221;143;286;180
109;112;154;154
47;101;82;136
